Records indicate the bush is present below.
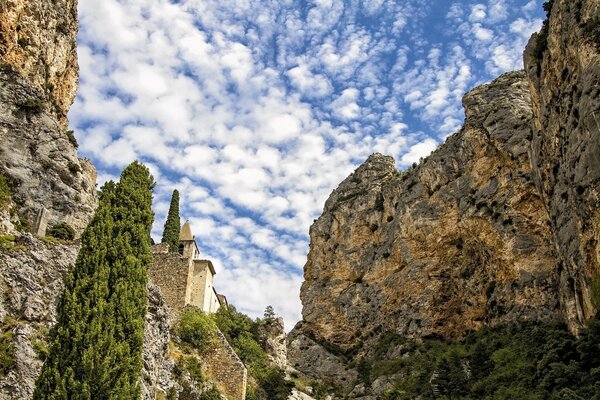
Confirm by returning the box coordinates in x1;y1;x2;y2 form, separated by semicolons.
67;161;80;174
176;308;218;354
199;386;222;400
46;222;75;241
65;130;78;148
0;174;10;209
0;324;14;378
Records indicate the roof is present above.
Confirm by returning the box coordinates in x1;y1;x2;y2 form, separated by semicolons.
193;259;216;276
179;220;194;241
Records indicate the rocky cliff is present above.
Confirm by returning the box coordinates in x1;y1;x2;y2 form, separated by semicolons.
0;0;96;237
290;0;600;390
524;0;600;333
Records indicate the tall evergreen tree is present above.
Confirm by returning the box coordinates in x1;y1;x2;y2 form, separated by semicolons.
161;189;180;253
33;161;155;400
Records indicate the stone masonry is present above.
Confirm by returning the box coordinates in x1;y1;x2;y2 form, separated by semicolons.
205;329;248;400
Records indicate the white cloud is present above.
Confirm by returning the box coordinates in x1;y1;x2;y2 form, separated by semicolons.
72;0;544;328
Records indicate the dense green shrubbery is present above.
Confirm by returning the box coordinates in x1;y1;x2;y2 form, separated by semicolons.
176;308;218;354
46;222;75;241
0;173;10;209
0;319;15;378
214;305;292;400
376;319;600;400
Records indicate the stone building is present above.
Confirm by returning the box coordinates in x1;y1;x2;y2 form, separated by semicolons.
149;220;227;313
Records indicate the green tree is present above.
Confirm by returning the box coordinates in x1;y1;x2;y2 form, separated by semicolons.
161;189;180;253
33;161;155;400
263;305;275;321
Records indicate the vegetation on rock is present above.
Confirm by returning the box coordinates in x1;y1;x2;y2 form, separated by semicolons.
370;320;600;400
214;305;292;400
33;161;154;399
0;173;10;209
46;222;75;241
161;189;180;253
176;307;218;355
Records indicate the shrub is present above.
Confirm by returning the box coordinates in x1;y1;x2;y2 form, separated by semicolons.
65;130;78;148
0;319;15;378
67;161;80;174
0;174;10;209
176;308;218;354
46;222;75;241
199;386;222;400
19;98;44;113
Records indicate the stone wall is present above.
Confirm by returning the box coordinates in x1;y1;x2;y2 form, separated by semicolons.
148;252;189;313
206;329;247;400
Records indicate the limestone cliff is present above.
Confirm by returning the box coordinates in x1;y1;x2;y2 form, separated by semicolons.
524;0;600;333
295;71;559;352
0;0;96;237
0;0;79;127
290;0;600;389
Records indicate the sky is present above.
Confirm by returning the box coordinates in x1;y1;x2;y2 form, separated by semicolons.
71;0;546;330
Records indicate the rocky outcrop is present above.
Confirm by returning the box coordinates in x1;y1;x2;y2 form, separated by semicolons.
0;1;97;237
293;71;560;354
0;0;79;126
257;317;288;370
524;0;600;333
141;283;177;400
0;234;77;399
288;322;358;390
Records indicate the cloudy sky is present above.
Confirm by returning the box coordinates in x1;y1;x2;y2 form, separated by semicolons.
72;0;545;329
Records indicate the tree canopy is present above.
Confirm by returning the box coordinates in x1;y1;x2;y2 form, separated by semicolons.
33;161;155;400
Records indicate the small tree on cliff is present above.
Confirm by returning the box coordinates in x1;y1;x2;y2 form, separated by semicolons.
161;189;180;253
33;161;155;400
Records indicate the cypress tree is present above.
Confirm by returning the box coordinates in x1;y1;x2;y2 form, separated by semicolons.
161;189;180;253
33;161;155;400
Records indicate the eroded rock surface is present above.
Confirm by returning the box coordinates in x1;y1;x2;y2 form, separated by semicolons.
524;0;600;333
0;0;97;237
0;234;77;399
293;72;560;355
0;0;79;126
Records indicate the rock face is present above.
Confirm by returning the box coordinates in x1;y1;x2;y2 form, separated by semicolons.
294;71;560;353
0;235;77;399
0;0;79;126
141;283;177;400
257;317;288;370
290;0;600;386
0;1;97;237
524;0;600;333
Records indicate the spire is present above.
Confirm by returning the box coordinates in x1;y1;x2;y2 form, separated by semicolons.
179;220;193;241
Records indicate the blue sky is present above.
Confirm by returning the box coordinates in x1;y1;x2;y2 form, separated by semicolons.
71;0;545;329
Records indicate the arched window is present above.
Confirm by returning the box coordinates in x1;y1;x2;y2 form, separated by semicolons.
178;243;184;255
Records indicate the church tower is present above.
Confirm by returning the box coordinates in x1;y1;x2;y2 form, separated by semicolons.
178;220;200;259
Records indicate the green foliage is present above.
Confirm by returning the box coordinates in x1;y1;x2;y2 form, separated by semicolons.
356;357;372;386
263;305;275;321
0;173;10;209
0;319;15;378
592;276;600;310
19;98;44;113
176;308;218;354
161;189;180;253
65;130;78;148
214;305;291;400
67;161;80;174
379;320;600;400
46;222;75;241
0;235;16;251
33;161;155;400
199;386;222;400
